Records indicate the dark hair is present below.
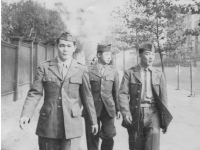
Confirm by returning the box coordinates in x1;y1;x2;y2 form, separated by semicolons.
139;48;145;55
92;57;98;61
97;51;103;56
56;38;76;46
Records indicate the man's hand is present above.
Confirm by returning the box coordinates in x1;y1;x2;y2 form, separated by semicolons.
19;117;30;130
124;115;132;124
116;111;121;120
91;124;98;135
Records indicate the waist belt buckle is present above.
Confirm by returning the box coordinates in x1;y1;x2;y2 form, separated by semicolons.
141;102;156;107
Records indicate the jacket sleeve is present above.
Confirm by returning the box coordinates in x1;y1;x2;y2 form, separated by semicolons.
80;67;97;125
112;70;120;112
119;70;131;117
160;72;168;108
21;65;44;119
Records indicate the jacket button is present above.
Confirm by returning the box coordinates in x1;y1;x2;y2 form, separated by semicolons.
135;106;137;108
59;97;61;99
58;106;61;108
136;98;139;100
138;91;140;93
43;113;45;115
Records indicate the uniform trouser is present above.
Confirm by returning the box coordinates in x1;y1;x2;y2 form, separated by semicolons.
85;106;116;150
38;136;81;150
127;106;160;150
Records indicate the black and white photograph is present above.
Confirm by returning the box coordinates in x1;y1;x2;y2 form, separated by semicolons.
1;0;200;150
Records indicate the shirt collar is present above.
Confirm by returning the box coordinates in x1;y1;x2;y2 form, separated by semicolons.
97;63;107;70
139;64;152;71
57;56;72;67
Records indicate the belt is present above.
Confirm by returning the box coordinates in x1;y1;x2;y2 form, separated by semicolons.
140;103;156;107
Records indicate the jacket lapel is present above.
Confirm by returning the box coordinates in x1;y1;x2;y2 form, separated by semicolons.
102;65;112;77
151;67;159;85
132;65;142;83
48;58;62;80
64;59;79;81
90;65;101;77
150;68;161;98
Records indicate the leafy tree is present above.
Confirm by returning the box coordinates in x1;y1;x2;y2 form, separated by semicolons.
112;1;154;54
1;0;66;44
163;17;192;59
112;0;197;75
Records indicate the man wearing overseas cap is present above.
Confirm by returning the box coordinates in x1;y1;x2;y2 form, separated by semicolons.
19;32;98;150
119;42;173;150
82;43;121;150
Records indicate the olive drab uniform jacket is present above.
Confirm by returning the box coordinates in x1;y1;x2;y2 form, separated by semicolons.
82;64;120;118
21;58;97;139
119;65;173;131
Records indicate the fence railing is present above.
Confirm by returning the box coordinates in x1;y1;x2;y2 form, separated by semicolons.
1;37;57;101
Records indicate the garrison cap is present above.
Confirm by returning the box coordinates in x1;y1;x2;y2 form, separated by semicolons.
57;32;76;42
139;42;155;53
97;44;111;53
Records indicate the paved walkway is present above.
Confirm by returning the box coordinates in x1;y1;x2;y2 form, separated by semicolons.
2;82;200;150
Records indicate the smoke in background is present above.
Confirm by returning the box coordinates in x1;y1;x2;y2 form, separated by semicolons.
54;0;125;61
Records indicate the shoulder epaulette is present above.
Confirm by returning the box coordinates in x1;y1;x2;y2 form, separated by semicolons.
77;62;85;66
155;68;161;72
129;66;135;70
39;58;53;65
41;59;51;64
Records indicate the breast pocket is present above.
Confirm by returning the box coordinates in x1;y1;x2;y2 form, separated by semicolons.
43;76;57;92
90;76;99;92
105;75;114;89
69;77;82;94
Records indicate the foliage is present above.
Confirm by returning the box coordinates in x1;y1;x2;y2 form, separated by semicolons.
112;0;198;74
112;1;154;52
1;0;66;44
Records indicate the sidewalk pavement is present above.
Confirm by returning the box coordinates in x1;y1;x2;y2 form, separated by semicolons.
2;75;200;150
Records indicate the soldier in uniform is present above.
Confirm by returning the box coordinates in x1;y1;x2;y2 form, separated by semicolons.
119;42;173;150
83;44;121;150
19;32;98;150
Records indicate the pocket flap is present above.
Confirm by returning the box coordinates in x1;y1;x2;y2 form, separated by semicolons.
153;77;160;85
90;77;98;81
105;76;114;81
71;104;81;117
43;76;57;82
39;106;52;117
70;77;82;84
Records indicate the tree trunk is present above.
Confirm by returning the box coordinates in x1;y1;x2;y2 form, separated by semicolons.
158;48;165;75
156;17;166;79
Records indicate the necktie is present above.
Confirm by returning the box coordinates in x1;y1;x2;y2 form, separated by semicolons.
59;63;65;79
100;65;105;76
144;68;151;98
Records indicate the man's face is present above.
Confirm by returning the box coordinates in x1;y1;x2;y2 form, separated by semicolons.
140;50;155;67
98;51;112;65
57;39;76;61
